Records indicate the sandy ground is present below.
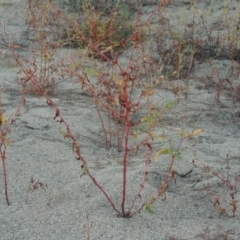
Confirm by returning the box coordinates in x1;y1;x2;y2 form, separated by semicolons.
0;1;240;239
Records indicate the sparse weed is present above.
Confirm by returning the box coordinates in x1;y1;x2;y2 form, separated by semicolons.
84;214;93;240
192;143;240;218
155;0;240;101
25;176;50;205
17;0;66;94
61;0;139;59
0;96;25;205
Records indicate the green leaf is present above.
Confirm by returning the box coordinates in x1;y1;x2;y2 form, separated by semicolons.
58;129;67;136
150;132;164;142
82;166;89;175
141;116;151;123
86;67;96;78
154;148;170;161
175;151;183;160
132;127;138;140
169;145;183;160
133;133;138;141
145;203;155;214
164;101;177;110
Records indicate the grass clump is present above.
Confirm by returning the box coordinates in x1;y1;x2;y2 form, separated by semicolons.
62;0;138;59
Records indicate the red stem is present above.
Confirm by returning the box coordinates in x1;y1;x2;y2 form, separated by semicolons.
45;95;121;214
1;149;10;205
129;154;176;217
0;97;25;206
108;113;112;149
121;95;131;216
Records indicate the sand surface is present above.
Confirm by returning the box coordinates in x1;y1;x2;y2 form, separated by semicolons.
0;1;240;239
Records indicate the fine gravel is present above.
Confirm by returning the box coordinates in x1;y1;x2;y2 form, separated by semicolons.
0;1;240;239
